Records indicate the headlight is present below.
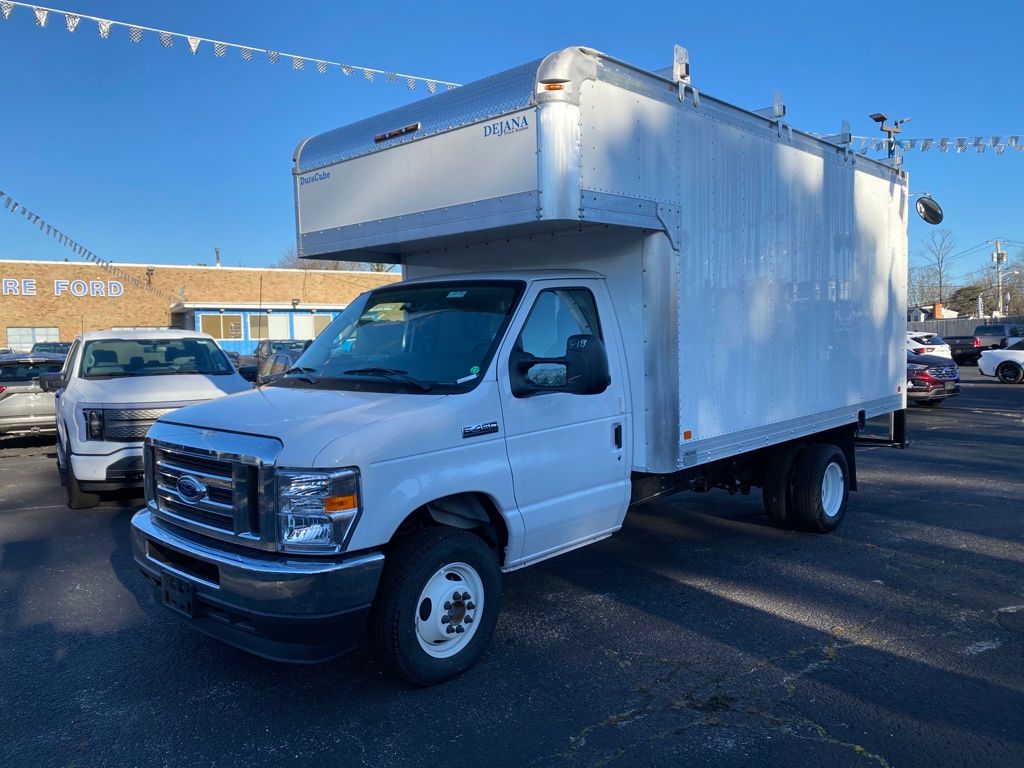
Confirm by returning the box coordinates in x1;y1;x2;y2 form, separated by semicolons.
83;408;105;440
907;364;928;371
277;468;360;553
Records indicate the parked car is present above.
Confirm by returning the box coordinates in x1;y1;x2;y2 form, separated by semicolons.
906;352;960;406
257;349;304;386
237;339;308;368
945;324;1024;363
977;338;1024;384
40;329;252;509
0;353;66;437
943;335;984;365
906;331;951;359
0;347;13;356
30;341;72;357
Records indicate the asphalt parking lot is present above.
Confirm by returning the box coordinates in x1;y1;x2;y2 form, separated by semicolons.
1;368;1021;768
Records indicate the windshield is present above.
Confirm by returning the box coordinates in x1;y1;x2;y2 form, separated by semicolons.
276;281;524;394
31;343;70;354
271;341;306;352
1;360;64;383
79;338;234;379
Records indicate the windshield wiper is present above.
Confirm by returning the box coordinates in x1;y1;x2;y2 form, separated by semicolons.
283;366;319;384
342;367;433;392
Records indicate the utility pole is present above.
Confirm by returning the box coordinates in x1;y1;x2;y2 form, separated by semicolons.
989;239;1007;316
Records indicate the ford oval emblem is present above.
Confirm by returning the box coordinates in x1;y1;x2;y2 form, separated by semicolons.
176;475;207;503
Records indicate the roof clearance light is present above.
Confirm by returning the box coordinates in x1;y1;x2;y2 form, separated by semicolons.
544;83;565;91
373;122;422;143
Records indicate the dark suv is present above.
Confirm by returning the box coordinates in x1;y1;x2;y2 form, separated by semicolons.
906;352;960;407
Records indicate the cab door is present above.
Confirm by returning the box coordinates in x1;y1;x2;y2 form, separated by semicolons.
497;280;630;564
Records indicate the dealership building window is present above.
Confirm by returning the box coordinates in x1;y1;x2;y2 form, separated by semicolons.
248;313;290;340
199;314;243;340
6;326;59;351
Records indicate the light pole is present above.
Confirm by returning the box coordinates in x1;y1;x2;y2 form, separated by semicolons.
989;240;1008;315
870;113;912;159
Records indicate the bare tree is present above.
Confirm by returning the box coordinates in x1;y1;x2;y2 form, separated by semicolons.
274;246;395;273
274;246;362;272
916;229;956;304
907;264;937;308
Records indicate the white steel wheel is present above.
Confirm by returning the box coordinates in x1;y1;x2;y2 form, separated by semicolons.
820;461;845;519
414;562;484;659
370;527;502;686
791;443;849;533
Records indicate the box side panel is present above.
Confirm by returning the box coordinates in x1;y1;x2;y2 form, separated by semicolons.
578;80;679;204
675;111;907;468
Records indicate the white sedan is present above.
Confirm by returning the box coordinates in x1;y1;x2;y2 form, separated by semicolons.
978;338;1024;383
906;331;952;359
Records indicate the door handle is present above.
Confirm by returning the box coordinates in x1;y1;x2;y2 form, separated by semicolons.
613;423;622;449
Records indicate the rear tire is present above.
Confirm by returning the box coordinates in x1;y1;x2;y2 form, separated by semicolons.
369;528;502;686
762;444;803;527
791;444;849;533
62;442;100;510
996;362;1023;384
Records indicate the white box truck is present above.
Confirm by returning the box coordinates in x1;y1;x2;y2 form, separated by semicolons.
132;46;923;685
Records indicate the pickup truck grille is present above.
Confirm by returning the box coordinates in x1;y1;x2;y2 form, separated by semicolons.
103;407;178;442
153;445;256;536
926;365;959;381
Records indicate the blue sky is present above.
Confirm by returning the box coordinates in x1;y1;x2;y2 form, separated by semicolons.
1;0;1021;283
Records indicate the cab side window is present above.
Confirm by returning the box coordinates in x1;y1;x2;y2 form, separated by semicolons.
513;289;602;390
517;289;602;357
62;340;80;380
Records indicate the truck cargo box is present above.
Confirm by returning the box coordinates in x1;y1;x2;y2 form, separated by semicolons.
294;47;908;474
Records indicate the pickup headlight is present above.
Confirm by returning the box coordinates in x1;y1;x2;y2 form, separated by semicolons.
277;468;360;553
83;408;105;440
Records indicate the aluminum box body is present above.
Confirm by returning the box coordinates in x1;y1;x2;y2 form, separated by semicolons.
293;47;908;473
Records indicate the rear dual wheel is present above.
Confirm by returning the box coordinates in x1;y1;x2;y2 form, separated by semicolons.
763;443;849;533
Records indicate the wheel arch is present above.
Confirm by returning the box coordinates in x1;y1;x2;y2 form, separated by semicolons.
387;491;512;566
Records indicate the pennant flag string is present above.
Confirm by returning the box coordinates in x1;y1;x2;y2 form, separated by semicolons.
0;185;180;303
0;2;460;90
850;135;1024;155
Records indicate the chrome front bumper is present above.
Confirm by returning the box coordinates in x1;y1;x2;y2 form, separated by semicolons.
131;509;384;663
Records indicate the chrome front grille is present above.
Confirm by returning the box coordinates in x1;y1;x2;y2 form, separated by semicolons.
154;447;238;533
103;407;177;442
145;422;282;551
926;365;959;381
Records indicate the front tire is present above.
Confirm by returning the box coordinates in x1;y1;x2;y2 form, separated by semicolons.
996;362;1024;384
62;441;100;510
370;528;502;686
791;444;849;533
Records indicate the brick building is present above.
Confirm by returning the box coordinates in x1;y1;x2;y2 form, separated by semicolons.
0;259;398;353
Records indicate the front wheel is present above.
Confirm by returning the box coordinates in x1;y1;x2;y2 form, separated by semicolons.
791;444;849;533
370;528;502;686
996;362;1024;384
62;443;100;510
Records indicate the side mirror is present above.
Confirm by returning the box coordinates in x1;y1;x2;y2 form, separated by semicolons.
39;372;64;392
915;195;944;225
510;334;611;397
238;365;258;383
